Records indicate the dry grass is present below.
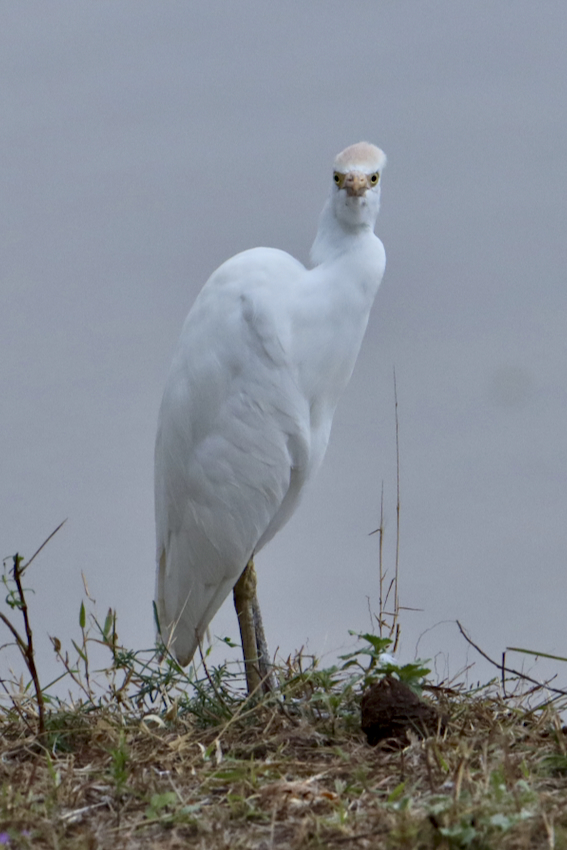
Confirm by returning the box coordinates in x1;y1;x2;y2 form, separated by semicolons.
2;545;567;848
2;671;567;849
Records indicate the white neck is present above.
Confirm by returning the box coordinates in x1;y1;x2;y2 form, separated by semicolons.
309;193;381;267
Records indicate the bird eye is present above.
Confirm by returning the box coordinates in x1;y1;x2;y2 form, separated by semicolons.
370;173;380;185
333;173;340;185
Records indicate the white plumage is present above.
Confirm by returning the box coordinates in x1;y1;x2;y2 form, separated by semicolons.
155;141;387;669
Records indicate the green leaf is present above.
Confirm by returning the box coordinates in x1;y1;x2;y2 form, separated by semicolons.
180;803;201;815
507;646;567;663
149;791;177;811
439;824;477;845
348;631;393;654
490;813;511;830
103;608;114;639
388;781;406;802
71;639;87;662
152;599;161;631
79;601;86;629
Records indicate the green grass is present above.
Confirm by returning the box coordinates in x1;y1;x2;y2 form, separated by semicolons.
2;539;567;848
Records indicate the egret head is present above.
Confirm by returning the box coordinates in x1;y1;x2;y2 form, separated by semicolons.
331;142;386;229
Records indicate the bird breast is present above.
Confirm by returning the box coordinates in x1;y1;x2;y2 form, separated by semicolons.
155;237;385;568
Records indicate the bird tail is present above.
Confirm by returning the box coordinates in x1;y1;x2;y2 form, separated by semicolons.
155;548;199;665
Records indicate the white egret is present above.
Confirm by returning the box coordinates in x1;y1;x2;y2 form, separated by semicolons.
155;142;387;692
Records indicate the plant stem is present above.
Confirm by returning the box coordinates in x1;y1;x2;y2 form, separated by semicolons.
12;553;45;736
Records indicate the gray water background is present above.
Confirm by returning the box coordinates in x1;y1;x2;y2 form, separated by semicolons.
2;1;566;691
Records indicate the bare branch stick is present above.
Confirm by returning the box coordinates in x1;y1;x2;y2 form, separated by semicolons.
20;519;66;574
393;368;400;625
456;620;567;699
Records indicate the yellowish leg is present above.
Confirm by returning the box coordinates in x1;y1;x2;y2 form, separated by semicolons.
233;559;262;694
233;558;275;694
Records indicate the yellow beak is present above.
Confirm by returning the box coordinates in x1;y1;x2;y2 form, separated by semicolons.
344;171;369;197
